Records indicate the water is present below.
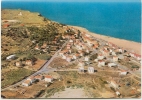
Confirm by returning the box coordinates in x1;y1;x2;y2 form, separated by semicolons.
1;1;141;43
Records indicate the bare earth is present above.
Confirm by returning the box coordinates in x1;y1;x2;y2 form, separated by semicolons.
72;26;141;55
49;88;88;98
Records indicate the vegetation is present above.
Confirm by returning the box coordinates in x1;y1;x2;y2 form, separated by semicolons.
2;68;33;88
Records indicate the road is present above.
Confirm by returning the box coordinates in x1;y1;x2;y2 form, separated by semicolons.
1;40;69;91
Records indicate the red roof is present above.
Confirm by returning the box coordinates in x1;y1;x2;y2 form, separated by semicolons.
45;75;52;79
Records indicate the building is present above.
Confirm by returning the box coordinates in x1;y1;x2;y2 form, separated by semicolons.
84;56;89;61
119;70;128;75
78;62;84;67
22;80;31;87
98;60;105;67
108;63;117;67
66;56;72;62
6;55;16;60
113;56;118;62
27;77;36;83
15;61;22;67
78;66;84;73
41;43;47;49
116;91;121;96
97;54;105;60
88;67;94;74
34;75;44;81
44;75;53;82
110;80;119;89
25;60;33;66
35;44;40;50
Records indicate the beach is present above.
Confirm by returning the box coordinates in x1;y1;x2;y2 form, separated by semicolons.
72;26;141;55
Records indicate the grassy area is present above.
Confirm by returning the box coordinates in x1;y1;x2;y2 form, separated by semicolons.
35;54;51;60
2;68;33;88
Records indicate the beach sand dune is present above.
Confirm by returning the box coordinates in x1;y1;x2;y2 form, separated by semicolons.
72;26;141;55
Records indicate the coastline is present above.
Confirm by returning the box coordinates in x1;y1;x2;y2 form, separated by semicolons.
71;25;141;55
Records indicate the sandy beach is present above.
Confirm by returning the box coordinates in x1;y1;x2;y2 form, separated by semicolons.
72;26;141;55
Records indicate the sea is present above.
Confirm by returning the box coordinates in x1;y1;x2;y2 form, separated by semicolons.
1;1;141;43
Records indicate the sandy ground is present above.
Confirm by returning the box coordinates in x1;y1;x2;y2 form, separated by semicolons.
49;88;88;98
72;26;141;55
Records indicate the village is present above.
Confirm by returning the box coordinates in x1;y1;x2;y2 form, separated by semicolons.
1;10;141;98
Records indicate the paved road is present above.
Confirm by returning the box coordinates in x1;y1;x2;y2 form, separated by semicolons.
2;40;68;91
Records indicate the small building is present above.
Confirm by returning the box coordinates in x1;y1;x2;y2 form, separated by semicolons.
18;12;22;16
110;80;119;89
22;80;31;87
111;51;116;56
44;75;53;82
25;60;33;66
27;77;36;83
34;75;44;81
119;70;128;75
98;60;105;67
108;63;117;67
116;91;121;96
72;55;77;60
15;61;22;67
84;56;89;61
6;55;16;60
78;62;84;67
35;44;40;50
88;67;94;74
66;56;72;62
97;54;104;60
3;24;10;28
41;43;47;49
78;66;84;73
113;56;118;62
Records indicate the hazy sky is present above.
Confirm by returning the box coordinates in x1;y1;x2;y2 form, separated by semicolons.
1;0;141;2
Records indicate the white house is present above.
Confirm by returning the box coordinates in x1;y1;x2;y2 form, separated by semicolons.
119;70;128;75
78;62;84;67
72;55;77;60
108;63;117;67
27;77;36;83
66;56;72;62
118;48;123;53
94;59;98;62
22;80;31;87
78;66;84;73
110;80;119;89
62;55;66;59
116;91;121;96
44;75;53;82
88;67;94;74
15;61;22;67
84;56;89;61
111;51;116;56
113;56;118;62
6;55;16;60
98;60;105;67
97;54;105;60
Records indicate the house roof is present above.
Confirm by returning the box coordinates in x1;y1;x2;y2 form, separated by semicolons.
23;80;31;84
34;75;43;79
45;75;52;79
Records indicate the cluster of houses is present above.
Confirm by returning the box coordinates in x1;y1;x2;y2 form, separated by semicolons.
22;75;53;87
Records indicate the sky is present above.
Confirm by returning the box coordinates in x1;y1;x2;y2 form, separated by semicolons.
1;0;141;2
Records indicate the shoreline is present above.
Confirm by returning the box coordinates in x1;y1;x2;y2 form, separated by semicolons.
70;25;141;55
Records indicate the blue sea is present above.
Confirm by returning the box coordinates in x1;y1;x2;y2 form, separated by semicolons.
1;1;141;43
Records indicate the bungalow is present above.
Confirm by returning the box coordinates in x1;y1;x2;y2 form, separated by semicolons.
118;48;123;53
52;40;57;44
35;44;40;50
78;62;84;67
88;67;94;74
108;63;117;67
22;80;31;87
116;91;121;96
41;43;47;49
84;56;89;61
113;56;118;62
44;75;53;82
25;60;33;66
97;54;105;60
15;61;22;67
78;66;84;73
102;50;110;57
72;55;77;60
3;24;10;28
119;70;128;75
111;51;116;56
34;75;44;81
69;39;74;44
6;55;16;60
27;77;36;83
98;60;105;67
110;80;119;89
62;54;67;59
66;56;72;62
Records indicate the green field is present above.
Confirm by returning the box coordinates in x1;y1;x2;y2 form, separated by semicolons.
2;68;34;88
